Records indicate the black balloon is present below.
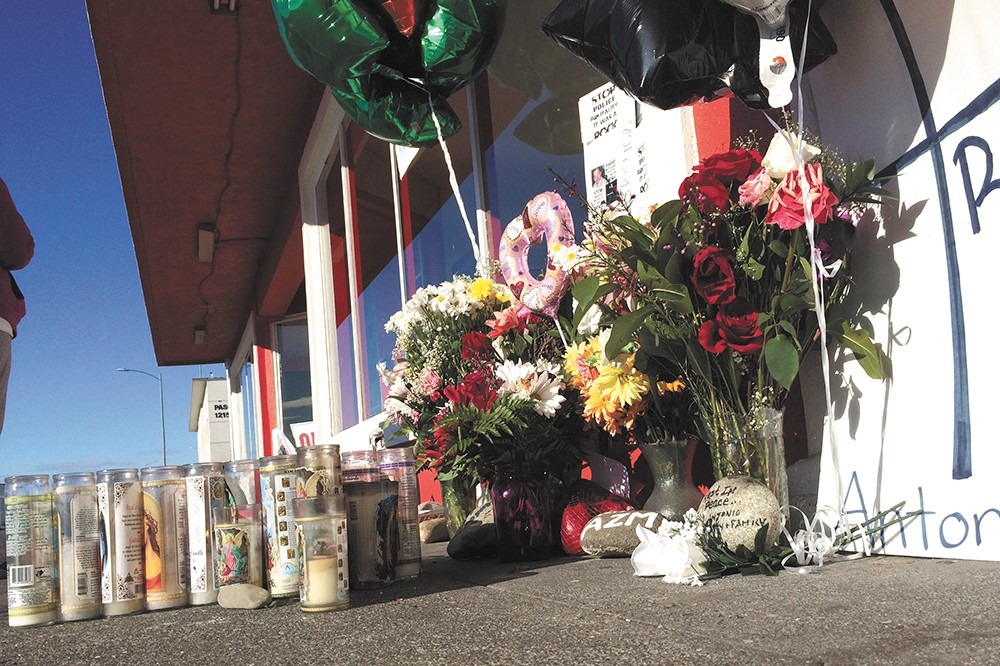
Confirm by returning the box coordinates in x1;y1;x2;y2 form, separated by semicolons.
541;0;836;111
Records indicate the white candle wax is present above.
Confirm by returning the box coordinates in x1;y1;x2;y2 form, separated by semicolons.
303;555;343;610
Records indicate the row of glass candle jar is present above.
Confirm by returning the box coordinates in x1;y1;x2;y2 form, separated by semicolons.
3;444;422;626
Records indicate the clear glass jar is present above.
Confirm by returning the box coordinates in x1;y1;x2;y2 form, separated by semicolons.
343;451;397;589
297;444;343;498
377;446;421;579
4;475;57;627
223;459;261;505
53;472;102;621
291;495;349;612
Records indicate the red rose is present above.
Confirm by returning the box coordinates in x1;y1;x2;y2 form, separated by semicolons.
461;331;492;360
692;247;737;306
765;162;839;231
696;149;762;183
679;171;731;215
698;298;764;354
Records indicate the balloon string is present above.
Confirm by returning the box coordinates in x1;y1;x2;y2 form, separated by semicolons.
761;0;844;509
427;95;482;273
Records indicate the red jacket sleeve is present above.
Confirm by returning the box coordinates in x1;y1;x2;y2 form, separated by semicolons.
0;177;34;270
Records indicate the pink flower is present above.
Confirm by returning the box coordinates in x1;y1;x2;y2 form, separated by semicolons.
738;168;772;207
416;369;441;400
766;163;839;231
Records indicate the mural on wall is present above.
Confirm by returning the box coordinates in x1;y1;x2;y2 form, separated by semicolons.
809;0;1000;559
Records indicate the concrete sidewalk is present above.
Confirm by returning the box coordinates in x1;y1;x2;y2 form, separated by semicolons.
2;543;999;665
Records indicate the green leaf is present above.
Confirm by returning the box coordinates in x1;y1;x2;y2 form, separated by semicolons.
650;200;683;230
834;321;890;380
571;277;615;330
764;334;799;389
605;306;656;358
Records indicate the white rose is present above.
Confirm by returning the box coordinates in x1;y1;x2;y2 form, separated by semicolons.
762;130;821;179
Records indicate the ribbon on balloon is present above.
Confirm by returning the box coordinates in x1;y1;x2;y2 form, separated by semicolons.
271;0;507;147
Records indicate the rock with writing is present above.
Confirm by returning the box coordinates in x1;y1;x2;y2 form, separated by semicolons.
698;476;782;552
579;510;666;558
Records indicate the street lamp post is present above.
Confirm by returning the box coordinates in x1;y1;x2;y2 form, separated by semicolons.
117;367;167;466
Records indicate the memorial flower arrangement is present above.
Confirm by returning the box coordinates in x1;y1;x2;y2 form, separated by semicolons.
381;275;578;486
565;129;893;500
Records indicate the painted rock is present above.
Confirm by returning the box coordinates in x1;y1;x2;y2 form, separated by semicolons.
579;510;666;558
698;476;782;552
560;479;634;556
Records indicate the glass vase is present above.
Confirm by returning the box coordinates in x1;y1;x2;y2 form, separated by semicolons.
637;440;704;520
702;405;789;513
490;463;554;563
440;476;478;538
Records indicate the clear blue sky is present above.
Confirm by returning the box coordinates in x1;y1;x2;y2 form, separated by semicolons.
1;4;225;477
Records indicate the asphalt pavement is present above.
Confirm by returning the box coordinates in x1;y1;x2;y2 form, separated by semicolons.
2;543;999;665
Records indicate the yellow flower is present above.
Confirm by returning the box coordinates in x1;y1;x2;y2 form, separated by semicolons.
657;377;686;394
591;355;651;409
495;285;513;304
469;277;496;301
563;341;587;388
583;385;619;432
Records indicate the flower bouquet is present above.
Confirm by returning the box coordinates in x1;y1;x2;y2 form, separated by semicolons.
381;275;579;488
566;129;893;506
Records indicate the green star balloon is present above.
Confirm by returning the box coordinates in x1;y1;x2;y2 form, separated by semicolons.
272;0;506;147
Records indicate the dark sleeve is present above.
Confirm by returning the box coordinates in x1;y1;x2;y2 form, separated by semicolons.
0;178;34;270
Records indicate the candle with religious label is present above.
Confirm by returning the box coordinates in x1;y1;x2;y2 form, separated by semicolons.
291;495;349;612
53;472;102;621
141;466;190;610
377;446;421;579
213;504;263;588
296;444;343;498
185;462;226;605
259;455;299;598
4;475;57;627
96;468;146;616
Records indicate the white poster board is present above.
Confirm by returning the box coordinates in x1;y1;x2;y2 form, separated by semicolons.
809;0;1000;560
579;83;695;213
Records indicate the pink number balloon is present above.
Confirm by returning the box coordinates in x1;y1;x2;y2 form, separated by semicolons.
498;192;576;318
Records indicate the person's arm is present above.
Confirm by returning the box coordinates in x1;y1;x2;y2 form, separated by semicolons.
0;178;34;270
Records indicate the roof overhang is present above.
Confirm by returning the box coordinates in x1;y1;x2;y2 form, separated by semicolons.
87;0;323;365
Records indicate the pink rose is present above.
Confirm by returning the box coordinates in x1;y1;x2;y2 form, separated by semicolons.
766;162;839;231
738;168;773;207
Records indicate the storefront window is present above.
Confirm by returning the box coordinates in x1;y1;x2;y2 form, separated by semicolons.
347;124;406;419
275;316;312;441
324;151;360;430
405;91;478;288
239;358;258;459
484;0;605;246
